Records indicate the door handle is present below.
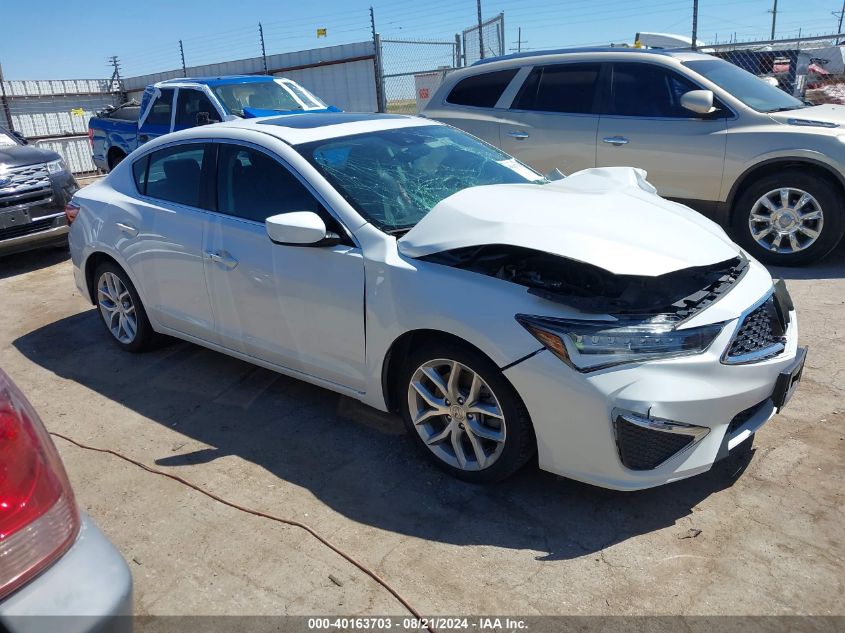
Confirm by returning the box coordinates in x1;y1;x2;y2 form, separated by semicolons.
602;136;629;146
138;134;149;144
204;250;238;269
508;131;530;140
116;222;138;237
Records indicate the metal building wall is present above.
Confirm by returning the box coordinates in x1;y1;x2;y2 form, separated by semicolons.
124;41;378;112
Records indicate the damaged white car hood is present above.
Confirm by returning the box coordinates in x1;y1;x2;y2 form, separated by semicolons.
397;167;739;277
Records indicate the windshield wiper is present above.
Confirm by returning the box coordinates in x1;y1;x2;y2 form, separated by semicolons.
384;226;413;236
766;105;806;113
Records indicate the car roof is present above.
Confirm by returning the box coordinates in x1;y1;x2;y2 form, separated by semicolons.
202;111;442;145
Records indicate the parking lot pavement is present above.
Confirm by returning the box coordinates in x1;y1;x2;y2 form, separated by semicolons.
0;246;843;617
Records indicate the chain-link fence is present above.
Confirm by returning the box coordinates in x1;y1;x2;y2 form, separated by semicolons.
463;13;506;67
376;14;506;115
698;34;845;102
378;37;460;114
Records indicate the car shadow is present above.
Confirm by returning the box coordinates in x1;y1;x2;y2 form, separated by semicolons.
0;247;69;281
15;310;754;561
767;244;845;280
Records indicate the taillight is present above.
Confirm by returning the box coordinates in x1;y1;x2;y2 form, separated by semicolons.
87;127;94;147
0;370;79;600
65;201;80;225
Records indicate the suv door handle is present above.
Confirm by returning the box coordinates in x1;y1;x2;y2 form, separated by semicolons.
508;131;530;140
602;136;629;146
204;250;238;269
116;222;138;237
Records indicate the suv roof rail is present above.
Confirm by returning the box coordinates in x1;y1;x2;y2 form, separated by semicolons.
471;46;676;66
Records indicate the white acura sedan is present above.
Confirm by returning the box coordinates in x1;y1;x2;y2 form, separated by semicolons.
68;112;806;489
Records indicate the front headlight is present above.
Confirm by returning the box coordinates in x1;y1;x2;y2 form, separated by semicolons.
45;159;67;175
516;314;725;372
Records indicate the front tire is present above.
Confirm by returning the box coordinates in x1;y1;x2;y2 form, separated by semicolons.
732;170;845;265
94;262;154;352
399;341;536;483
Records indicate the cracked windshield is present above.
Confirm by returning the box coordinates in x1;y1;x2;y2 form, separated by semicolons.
299;125;544;233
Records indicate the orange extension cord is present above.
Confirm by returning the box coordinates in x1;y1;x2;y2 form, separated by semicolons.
50;432;436;633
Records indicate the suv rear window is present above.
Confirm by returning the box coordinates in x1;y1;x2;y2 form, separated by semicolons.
513;63;601;114
446;69;519;108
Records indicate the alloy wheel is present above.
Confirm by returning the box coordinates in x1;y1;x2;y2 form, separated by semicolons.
407;358;506;471
749;187;824;254
97;272;137;344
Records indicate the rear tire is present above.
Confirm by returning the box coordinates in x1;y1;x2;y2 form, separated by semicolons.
398;340;536;483
107;150;126;172
732;169;844;265
93;262;155;352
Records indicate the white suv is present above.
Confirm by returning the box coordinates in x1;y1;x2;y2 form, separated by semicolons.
423;47;845;265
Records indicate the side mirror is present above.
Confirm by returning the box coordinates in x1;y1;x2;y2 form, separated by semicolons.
545;168;566;181
12;131;28;145
266;211;339;246
680;90;716;115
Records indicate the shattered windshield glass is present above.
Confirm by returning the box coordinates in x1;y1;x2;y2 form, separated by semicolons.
297;125;545;232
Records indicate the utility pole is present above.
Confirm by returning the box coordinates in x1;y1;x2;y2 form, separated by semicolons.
834;0;845;44
107;56;125;103
769;0;778;40
510;27;526;53
107;56;122;91
691;0;699;50
179;40;187;77
259;23;268;74
476;0;485;60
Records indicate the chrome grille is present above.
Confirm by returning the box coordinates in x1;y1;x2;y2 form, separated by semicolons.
724;296;786;363
0;163;51;197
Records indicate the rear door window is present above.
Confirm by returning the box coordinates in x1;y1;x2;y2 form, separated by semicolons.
145;89;175;126
144;143;209;208
446;69;519;108
512;63;601;114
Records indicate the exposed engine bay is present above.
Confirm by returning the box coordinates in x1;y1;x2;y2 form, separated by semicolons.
422;245;748;318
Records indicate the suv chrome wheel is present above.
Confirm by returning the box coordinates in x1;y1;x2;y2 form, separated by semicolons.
749;187;823;254
97;271;137;344
407;358;506;471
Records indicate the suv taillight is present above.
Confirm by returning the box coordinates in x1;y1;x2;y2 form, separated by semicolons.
87;127;94;147
0;370;79;600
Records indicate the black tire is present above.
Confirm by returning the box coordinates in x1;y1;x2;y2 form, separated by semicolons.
93;261;155;352
732;169;845;266
398;340;536;483
107;150;126;172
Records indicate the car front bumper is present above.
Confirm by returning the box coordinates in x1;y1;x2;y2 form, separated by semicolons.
0;214;69;256
0;513;133;633
504;287;802;491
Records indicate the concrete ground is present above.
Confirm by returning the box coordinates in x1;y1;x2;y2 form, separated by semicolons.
0;246;842;618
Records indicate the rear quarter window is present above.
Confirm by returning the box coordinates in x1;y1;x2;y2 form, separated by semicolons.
446;69;519;108
132;156;149;194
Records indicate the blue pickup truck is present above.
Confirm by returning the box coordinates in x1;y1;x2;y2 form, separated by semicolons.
89;75;337;171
